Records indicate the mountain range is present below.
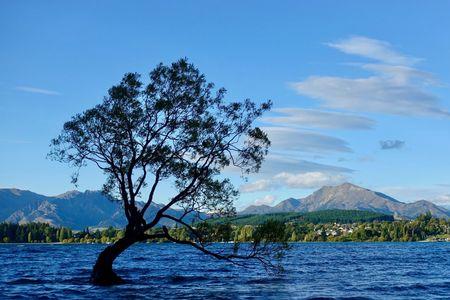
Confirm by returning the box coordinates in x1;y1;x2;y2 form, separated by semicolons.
241;183;450;219
0;188;200;230
1;183;448;230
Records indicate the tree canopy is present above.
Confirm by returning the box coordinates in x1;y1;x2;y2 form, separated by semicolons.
49;59;284;284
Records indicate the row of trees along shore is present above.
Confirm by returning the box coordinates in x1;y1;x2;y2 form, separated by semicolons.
1;213;449;244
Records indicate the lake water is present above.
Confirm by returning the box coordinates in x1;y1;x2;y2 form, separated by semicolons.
0;243;449;299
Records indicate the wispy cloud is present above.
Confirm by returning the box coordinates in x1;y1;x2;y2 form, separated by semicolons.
263;108;375;130
240;171;348;193
253;195;277;206
434;194;450;206
379;140;405;150
379;186;450;205
327;36;419;65
436;183;450;188
274;172;348;189
15;86;61;96
259;154;353;175
241;179;273;193
263;127;352;153
291;36;449;117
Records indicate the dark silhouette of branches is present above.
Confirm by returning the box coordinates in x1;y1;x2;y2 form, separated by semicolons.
49;58;285;285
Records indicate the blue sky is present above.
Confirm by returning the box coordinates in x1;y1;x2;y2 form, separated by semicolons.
1;1;449;209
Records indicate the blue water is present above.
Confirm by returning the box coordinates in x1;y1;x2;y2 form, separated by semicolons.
0;243;449;299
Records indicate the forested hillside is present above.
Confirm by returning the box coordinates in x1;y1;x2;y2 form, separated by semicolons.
208;209;394;226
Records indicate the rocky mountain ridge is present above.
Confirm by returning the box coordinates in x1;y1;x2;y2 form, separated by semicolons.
0;188;198;229
241;183;450;219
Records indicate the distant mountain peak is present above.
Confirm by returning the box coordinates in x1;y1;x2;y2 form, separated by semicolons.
55;190;82;199
337;182;355;187
9;188;26;196
2;188;31;196
0;188;204;229
413;199;428;204
314;182;366;195
334;182;365;190
240;182;450;219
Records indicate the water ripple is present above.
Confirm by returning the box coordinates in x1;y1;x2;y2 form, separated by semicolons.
0;243;449;299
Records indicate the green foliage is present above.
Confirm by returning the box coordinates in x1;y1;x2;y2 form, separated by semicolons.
197;212;449;243
207;210;394;226
252;220;287;243
0;223;125;244
296;210;394;223
1;212;448;244
0;223;71;243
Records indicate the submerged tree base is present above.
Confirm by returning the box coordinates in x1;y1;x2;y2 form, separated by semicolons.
90;235;138;285
91;267;125;286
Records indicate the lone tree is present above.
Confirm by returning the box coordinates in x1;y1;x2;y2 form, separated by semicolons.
50;59;285;285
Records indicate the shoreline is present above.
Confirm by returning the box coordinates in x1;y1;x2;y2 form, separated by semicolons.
1;240;448;245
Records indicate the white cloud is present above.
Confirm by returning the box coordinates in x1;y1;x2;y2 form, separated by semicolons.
327;36;419;65
253;195;277;206
263;127;352;153
263;108;375;130
292;36;449;117
259;154;353;175
361;64;437;85
15;86;61;96
379;186;450;205
434;194;450;206
240;171;348;193
273;172;347;189
240;179;273;193
292;75;448;117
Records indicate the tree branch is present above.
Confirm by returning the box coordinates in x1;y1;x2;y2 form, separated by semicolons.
161;226;272;268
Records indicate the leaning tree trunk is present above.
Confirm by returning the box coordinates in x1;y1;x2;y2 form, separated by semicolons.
91;235;137;285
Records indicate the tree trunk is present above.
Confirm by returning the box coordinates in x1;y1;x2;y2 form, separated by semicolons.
91;235;137;285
